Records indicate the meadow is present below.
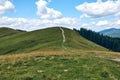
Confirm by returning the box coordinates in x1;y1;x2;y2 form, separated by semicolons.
0;50;119;80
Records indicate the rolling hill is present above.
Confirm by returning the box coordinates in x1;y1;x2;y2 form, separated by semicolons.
99;28;120;38
0;27;120;80
0;27;26;38
0;27;107;55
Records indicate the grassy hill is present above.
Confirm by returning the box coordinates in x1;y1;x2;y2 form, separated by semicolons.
0;27;119;80
0;27;25;38
63;28;106;50
0;27;107;55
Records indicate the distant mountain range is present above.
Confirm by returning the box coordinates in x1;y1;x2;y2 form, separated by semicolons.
99;28;120;38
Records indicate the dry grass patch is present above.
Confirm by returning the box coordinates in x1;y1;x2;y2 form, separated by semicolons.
0;51;72;59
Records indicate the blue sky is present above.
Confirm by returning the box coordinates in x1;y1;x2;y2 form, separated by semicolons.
5;0;83;18
0;0;120;31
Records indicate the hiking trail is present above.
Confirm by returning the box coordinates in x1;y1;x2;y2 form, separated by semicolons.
60;27;66;43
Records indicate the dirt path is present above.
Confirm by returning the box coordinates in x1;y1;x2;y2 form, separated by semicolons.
60;27;66;43
96;56;120;63
111;58;120;62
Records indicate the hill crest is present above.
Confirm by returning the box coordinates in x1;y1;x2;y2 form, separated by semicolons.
0;27;107;55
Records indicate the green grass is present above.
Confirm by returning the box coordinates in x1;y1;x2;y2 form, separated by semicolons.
0;27;62;54
0;27;119;80
0;51;119;80
63;27;107;50
0;27;25;39
0;27;107;55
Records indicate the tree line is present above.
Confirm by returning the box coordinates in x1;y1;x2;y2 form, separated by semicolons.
74;28;120;52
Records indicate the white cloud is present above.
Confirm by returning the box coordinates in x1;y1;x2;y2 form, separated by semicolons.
115;12;120;16
0;16;120;32
36;0;62;19
96;20;108;26
0;17;81;31
116;20;120;25
0;0;15;15
83;19;120;31
53;17;80;28
76;0;120;18
0;0;120;32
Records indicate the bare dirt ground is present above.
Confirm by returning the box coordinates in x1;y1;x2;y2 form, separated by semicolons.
60;27;66;43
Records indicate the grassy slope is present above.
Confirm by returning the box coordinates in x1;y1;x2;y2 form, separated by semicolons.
63;27;107;50
0;27;62;54
0;27;105;54
0;51;119;80
0;27;119;80
0;27;25;38
0;27;107;55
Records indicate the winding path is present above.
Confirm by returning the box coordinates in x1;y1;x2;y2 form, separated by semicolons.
60;27;66;43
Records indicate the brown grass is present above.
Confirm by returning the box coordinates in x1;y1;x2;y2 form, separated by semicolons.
0;50;119;60
0;51;72;59
89;50;120;56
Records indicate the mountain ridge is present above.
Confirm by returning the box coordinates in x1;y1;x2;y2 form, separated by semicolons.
99;28;120;38
0;27;107;55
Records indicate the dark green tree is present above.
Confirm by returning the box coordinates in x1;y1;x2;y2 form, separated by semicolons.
74;28;120;52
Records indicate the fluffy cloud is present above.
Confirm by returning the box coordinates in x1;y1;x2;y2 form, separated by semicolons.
82;19;120;31
53;17;80;28
0;0;80;31
36;0;62;19
1;16;120;31
96;20;108;26
0;0;15;15
1;0;120;32
0;17;81;31
76;0;120;18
